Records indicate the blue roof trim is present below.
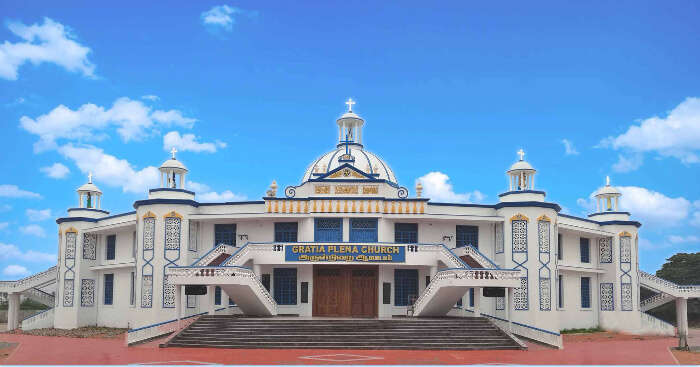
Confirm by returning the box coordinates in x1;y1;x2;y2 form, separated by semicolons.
317;163;378;181
599;220;642;228
429;202;494;208
149;188;195;195
56;217;98;224
67;208;110;215
498;190;546;198
198;201;265;206
133;199;199;209
588;211;631;218
325;149;341;173
493;201;561;212
358;149;374;174
99;211;137;221
559;213;599;224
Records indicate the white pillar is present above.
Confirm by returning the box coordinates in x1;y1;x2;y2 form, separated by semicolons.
506;288;513;332
160;173;164;188
79;193;83;208
429;266;437;280
8;292;20;330
253;264;262;278
207;285;216;315
677;297;688;348
97;194;101;209
531;175;535;190
179;174;184;189
175;285;182;329
473;287;481;317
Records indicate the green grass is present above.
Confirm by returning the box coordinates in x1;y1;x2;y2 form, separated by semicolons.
560;327;605;334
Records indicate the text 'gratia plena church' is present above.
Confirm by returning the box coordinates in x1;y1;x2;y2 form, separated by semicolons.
4;100;695;349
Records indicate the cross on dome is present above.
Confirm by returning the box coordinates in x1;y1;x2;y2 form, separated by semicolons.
517;149;525;161
345;98;356;112
171;147;178;159
88;171;93;183
606;175;611;186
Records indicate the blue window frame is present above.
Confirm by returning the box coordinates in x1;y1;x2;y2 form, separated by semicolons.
106;234;116;260
274;222;298;242
456;225;479;248
581;276;591;308
214;286;221;305
469;288;475;307
557;234;563;260
349;218;378;242
394;269;418;306
214;224;236;247
314;218;342;242
558;274;564;308
104;273;114;305
274;268;297;305
395;223;418;243
580;238;590;263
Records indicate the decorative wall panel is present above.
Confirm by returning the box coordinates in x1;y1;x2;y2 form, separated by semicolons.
141;275;153;308
600;282;614;311
188;221;198;252
512;220;528;252
163;213;181;308
495;223;504;254
539;278;551;311
82;233;97;260
81;279;95;307
514;277;528;310
63;279;74;307
621;283;633;311
599;237;612;263
141;215;155;308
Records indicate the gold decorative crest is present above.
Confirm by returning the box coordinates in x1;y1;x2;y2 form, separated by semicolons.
619;231;633;237
335;185;359;194
315;185;330;194
362;186;379;194
537;214;551;222
510;214;529;221
328;168;364;179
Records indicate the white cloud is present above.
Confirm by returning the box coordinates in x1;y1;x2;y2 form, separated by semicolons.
667;235;700;244
141;95;159;101
0;204;11;212
0;184;41;199
561;139;579;155
576;197;596;212
20;97;196;152
0;222;8;230
690;212;700;227
0;17;94;80
20;224;46;237
58;144;159;194
600;97;700;167
416;172;485;203
201;5;257;33
612;154;643;173
2;265;30;278
163;131;226;153
26;208;51;221
187;180;247;202
0;243;55;263
40;162;70;179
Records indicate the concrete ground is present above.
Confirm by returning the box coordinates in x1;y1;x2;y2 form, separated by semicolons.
0;331;681;365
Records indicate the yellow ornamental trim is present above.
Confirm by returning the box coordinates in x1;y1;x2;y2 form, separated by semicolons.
143;211;156;219
164;211;183;219
65;227;78;233
510;214;529;222
619;231;633;237
537;215;551;222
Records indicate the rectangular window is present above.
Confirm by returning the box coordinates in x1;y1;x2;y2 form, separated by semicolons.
132;231;137;258
301;282;309;303
456;297;462;307
349;218;378;242
558;274;564;308
469;288;475;307
104;273;114;305
314;218;342;242
557;234;563;260
580;238;590;263
214;224;236;247
425;275;431;288
395;223;418;243
261;274;271;292
106;235;116;260
274;222;298;242
229;297;235;305
383;282;391;305
129;271;135;306
456;225;479;248
273;268;297;305
581;276;591;309
215;286;221;305
394;269;418;306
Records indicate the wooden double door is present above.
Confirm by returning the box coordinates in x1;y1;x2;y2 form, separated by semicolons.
313;265;378;318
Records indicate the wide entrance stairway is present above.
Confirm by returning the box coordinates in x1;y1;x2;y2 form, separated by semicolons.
164;316;524;350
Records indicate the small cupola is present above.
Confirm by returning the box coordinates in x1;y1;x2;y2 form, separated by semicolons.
159;147;188;189
77;172;102;209
594;176;622;212
336;98;365;148
506;149;536;191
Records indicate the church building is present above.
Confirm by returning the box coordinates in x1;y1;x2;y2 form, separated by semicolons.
4;99;691;349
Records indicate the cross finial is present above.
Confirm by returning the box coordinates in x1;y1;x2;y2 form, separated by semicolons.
606;175;610;186
345;98;356;112
170;147;177;159
88;171;93;183
517;149;525;161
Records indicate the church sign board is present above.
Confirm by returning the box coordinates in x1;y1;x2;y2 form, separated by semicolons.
285;244;405;263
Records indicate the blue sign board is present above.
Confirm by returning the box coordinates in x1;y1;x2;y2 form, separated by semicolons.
285;244;406;263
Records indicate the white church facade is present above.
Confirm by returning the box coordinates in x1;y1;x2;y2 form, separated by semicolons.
3;100;695;349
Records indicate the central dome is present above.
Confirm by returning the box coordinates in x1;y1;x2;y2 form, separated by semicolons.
302;146;397;184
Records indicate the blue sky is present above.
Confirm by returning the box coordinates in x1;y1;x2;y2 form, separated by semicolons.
0;1;698;278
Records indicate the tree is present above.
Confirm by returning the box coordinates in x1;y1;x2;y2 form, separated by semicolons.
647;253;700;327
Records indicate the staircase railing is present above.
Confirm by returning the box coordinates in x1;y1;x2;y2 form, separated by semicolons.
23;287;55;306
639;271;700;298
460;245;500;269
20;307;54;331
193;244;236;266
640;292;674;311
0;266;57;292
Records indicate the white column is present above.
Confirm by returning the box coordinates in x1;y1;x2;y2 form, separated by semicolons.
207;285;215;315
160;173;164;188
253;264;262;278
97;194;101;209
473;287;481;317
175;285;182;329
506;288;513;332
531;175;535;190
429;266;437;280
79;193;83;208
179;174;184;189
8;292;20;330
677;297;688;348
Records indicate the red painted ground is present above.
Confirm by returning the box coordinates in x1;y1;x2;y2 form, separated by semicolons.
0;332;679;365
